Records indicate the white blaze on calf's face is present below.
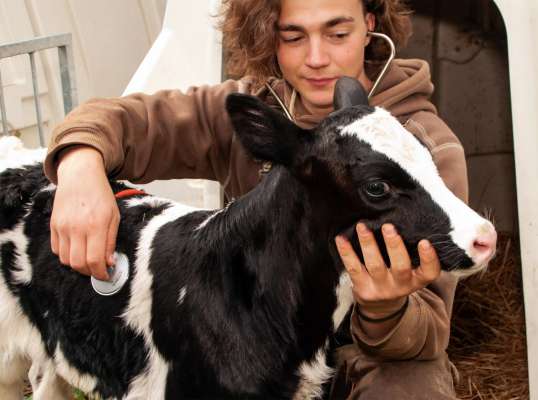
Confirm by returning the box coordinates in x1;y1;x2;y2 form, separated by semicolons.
340;107;496;274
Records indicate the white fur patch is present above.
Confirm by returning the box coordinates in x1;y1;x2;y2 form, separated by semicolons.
54;346;98;393
0;254;59;399
341;108;495;268
0;222;33;285
122;202;194;399
125;196;175;210
332;272;354;331
0;276;44;357
293;342;334;400
0;136;46;172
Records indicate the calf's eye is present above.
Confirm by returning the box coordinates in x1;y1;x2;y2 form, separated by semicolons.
364;181;391;198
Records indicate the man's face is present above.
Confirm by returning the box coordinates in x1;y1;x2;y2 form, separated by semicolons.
276;0;375;114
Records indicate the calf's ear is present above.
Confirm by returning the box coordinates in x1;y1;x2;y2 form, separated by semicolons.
225;93;308;166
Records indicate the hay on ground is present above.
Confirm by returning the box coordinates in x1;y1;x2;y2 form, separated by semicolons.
449;233;529;400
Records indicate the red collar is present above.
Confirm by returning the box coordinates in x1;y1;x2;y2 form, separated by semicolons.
114;189;146;199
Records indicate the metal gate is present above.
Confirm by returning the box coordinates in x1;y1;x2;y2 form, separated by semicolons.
0;33;77;146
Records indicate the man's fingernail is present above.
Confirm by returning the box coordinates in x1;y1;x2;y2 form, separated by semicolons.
419;240;431;250
357;223;369;234
382;224;396;236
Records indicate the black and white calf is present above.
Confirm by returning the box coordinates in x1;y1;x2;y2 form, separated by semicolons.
0;81;496;399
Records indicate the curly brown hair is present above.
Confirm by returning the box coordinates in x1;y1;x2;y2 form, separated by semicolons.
218;0;412;87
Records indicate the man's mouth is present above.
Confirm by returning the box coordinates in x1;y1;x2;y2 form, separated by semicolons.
305;77;337;87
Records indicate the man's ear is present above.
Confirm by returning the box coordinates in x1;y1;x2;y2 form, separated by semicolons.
365;13;375;46
225;93;309;166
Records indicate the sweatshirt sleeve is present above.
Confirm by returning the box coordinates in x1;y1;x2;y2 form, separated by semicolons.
351;272;457;360
44;79;248;185
350;111;467;360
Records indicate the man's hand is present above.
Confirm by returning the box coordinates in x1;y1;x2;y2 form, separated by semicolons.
335;223;441;320
50;146;120;280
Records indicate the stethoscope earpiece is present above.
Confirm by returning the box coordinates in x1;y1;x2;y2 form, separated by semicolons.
366;32;396;99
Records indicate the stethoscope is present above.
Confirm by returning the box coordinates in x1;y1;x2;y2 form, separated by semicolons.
265;32;396;122
366;32;396;99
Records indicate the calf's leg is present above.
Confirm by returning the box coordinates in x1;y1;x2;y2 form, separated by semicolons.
29;361;72;400
0;352;30;400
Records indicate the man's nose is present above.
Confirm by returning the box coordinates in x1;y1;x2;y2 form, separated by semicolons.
305;38;330;69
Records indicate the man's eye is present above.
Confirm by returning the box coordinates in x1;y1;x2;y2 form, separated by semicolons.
281;35;303;43
364;181;391;198
330;32;349;40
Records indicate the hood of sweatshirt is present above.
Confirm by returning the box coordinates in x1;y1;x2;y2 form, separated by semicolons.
264;58;437;129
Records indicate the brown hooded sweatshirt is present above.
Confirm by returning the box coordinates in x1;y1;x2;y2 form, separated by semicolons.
45;58;466;392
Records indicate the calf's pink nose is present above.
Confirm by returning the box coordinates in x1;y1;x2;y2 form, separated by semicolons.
472;229;497;262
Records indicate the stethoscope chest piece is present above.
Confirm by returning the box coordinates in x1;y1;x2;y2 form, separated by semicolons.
91;252;130;296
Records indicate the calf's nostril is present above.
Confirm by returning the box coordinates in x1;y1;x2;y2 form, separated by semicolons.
473;240;491;252
472;230;498;255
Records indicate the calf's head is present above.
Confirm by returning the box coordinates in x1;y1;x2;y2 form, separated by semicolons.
225;79;496;277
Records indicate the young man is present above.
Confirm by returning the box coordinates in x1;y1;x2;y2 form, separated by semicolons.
45;0;467;398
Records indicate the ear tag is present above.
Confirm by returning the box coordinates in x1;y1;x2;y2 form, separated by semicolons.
91;252;129;296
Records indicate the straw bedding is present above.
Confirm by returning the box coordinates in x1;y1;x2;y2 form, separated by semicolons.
449;233;528;400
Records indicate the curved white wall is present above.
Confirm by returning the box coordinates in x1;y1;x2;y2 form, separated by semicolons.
492;1;538;398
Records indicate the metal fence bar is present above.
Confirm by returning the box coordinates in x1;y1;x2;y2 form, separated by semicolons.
58;41;78;114
0;33;72;59
28;52;45;146
0;70;9;136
